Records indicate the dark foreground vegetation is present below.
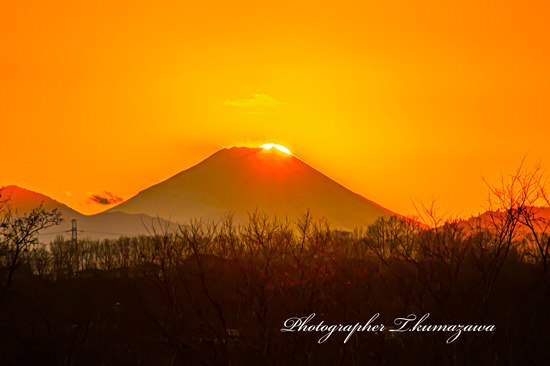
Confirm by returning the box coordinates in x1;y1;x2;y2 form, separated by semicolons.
2;165;550;365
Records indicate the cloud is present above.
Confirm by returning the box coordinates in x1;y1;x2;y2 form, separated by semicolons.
88;191;123;205
221;94;282;108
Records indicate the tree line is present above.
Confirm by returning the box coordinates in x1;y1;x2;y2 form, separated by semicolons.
1;162;549;365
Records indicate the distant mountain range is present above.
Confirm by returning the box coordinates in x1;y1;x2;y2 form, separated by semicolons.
2;146;398;241
0;185;174;242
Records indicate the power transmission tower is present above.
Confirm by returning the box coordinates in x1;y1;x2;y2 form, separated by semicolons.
71;219;80;273
71;219;78;246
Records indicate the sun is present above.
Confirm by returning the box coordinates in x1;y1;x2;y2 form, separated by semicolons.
260;143;292;155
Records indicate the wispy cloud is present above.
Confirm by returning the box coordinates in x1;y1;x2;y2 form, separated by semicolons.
88;191;123;205
221;94;282;108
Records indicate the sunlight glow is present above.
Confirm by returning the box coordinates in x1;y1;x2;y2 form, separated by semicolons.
260;143;292;155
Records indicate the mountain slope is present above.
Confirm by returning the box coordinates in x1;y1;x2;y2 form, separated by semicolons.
0;185;82;218
107;147;395;229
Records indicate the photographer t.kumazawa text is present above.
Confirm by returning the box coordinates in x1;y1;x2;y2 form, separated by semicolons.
281;313;495;344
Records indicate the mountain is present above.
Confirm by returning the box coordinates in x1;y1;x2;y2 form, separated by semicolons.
0;185;175;241
107;147;395;229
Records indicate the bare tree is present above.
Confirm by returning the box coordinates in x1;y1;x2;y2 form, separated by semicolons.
484;159;550;283
0;189;62;303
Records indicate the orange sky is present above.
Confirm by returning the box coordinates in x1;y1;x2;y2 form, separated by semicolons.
1;1;549;218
